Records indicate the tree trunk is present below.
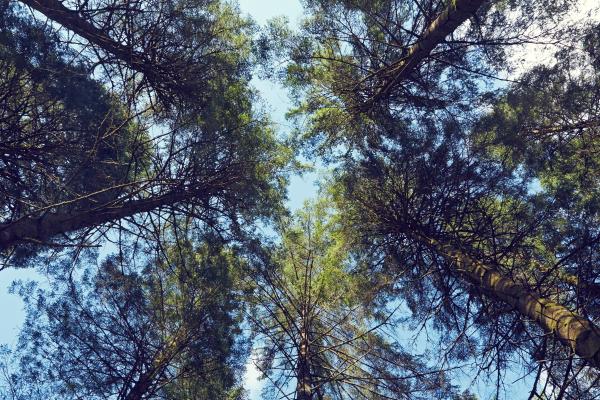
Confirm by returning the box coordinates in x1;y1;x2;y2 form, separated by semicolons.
124;377;152;400
422;234;600;367
0;180;227;250
19;0;185;90
367;0;486;106
18;0;159;81
296;332;313;400
296;306;313;400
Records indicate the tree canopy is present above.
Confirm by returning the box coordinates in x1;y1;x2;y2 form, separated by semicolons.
2;0;600;399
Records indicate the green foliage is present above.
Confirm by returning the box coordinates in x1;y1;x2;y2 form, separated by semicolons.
470;25;600;311
312;16;600;400
0;0;293;257
249;198;458;399
275;0;574;156
8;229;248;400
4;0;600;399
275;197;358;307
0;1;150;216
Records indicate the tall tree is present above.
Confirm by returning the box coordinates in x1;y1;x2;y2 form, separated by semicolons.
0;0;289;262
247;199;459;399
465;24;600;396
2;226;248;400
277;0;572;155
277;0;600;397
17;0;249;113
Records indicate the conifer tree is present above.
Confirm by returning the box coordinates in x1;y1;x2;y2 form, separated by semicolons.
247;199;458;399
3;225;248;400
0;0;288;262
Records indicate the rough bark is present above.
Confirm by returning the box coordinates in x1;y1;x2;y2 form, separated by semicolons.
422;235;600;367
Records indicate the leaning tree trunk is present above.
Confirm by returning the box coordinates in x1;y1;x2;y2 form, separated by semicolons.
18;0;162;82
0;177;230;250
419;233;600;367
364;0;487;107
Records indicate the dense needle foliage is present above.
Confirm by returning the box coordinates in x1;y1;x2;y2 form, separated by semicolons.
2;0;600;399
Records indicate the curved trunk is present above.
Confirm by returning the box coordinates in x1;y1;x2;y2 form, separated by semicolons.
18;0;161;82
0;179;228;250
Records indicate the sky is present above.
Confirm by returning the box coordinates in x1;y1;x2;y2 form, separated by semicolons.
0;0;311;398
2;0;600;399
236;0;321;213
236;1;306;397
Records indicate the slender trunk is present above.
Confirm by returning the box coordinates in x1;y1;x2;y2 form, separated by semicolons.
421;234;600;367
296;308;313;400
0;182;225;250
366;0;486;106
18;0;162;81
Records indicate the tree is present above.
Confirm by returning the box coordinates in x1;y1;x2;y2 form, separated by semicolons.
0;0;289;262
280;0;600;397
3;226;248;400
278;0;572;155
247;199;459;399
0;0;149;252
466;24;600;396
324;132;600;396
17;0;250;113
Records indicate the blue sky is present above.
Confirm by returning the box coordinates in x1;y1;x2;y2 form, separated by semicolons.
0;0;315;398
3;1;599;398
237;0;322;213
237;1;309;397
